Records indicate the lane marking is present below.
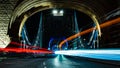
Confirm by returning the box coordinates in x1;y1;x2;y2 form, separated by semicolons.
43;62;46;65
44;66;47;68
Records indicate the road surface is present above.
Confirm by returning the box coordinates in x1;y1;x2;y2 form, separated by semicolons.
0;55;119;68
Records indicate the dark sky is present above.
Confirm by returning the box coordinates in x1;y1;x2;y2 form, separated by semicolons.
25;9;93;48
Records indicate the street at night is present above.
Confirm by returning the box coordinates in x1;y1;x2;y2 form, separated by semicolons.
0;0;120;68
0;55;119;68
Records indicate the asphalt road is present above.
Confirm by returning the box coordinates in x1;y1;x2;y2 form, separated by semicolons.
0;55;119;68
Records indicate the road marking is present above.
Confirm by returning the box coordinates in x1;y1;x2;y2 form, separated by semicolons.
43;62;47;68
43;62;46;65
44;66;47;68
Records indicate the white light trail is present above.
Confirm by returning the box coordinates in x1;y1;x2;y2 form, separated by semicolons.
55;49;120;61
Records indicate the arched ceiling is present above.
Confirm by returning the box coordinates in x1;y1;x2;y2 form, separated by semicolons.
14;0;119;21
8;0;120;38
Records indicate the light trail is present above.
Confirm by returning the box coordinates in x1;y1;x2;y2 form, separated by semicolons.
0;47;53;54
0;41;53;54
59;17;120;49
55;49;120;61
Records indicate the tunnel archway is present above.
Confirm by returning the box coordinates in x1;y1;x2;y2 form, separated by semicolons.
21;8;99;49
8;0;102;48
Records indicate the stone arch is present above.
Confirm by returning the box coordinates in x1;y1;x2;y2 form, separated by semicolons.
8;0;101;41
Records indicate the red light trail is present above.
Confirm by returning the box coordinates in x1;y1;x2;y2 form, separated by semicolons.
0;47;53;54
0;41;53;54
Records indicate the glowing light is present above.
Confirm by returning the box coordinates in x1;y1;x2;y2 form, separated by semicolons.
52;9;64;16
52;10;58;14
59;10;64;14
48;37;68;51
59;17;120;49
1;41;53;54
0;47;53;54
55;49;120;61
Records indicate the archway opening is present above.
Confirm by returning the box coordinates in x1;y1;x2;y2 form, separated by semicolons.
21;8;98;49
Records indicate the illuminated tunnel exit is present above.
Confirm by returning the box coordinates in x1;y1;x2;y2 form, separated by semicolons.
21;9;99;49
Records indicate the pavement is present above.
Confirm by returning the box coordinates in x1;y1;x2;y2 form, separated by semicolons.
0;55;119;68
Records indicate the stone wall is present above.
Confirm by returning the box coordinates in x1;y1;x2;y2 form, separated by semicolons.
0;0;18;48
